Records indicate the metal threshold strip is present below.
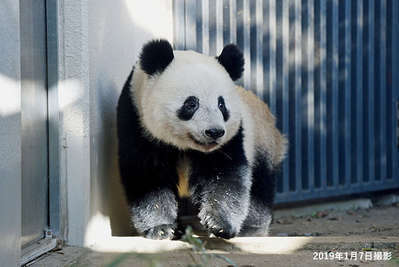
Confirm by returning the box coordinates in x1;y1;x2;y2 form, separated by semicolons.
21;237;57;266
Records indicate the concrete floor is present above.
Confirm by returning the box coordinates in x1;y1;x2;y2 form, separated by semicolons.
30;203;399;267
29;236;399;267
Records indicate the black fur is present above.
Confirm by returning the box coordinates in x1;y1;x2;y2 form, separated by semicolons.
218;96;230;121
240;153;278;236
217;44;245;81
140;39;174;76
117;68;180;239
177;96;199;121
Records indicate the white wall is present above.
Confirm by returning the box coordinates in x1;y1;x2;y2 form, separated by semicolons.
56;0;173;246
0;0;22;265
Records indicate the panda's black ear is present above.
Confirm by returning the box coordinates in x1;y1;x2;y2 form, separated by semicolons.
140;39;174;76
216;44;244;81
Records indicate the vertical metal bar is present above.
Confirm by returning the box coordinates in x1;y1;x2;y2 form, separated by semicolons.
344;0;351;186
249;0;256;91
208;0;216;55
294;0;302;192
236;0;244;87
236;0;244;55
222;0;230;45
314;0;321;189
392;0;399;180
350;0;356;185
46;0;61;237
307;0;315;190
356;0;364;185
319;0;327;190
338;0;345;185
185;0;196;50
276;0;283;193
326;0;333;187
380;0;387;180
368;0;375;183
255;0;263;97
269;0;277;114
262;0;270;104
332;0;339;187
281;0;289;194
362;0;369;182
301;0;308;190
314;0;325;189
229;0;237;44
386;0;392;180
202;0;210;54
216;0;224;54
243;0;251;89
173;0;185;50
373;0;381;181
196;0;203;53
288;0;296;191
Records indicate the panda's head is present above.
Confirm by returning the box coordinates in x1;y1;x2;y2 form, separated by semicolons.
136;39;245;153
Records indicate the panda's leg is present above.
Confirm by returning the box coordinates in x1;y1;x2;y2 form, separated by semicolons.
117;70;179;239
189;128;251;239
120;156;179;239
129;187;178;240
239;155;277;236
193;173;251;239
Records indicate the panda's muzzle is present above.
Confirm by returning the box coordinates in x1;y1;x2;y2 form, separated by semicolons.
188;133;219;150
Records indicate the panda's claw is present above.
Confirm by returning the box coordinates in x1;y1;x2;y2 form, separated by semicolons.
199;212;237;239
144;224;175;240
207;222;236;239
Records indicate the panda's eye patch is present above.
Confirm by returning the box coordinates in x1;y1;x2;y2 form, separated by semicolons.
218;96;230;121
183;96;199;110
177;96;199;121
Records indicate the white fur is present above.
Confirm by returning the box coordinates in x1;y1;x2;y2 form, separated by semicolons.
239;99;256;166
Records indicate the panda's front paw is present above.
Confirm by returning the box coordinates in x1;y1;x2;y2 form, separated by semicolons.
144;224;175;240
210;224;237;239
199;211;238;239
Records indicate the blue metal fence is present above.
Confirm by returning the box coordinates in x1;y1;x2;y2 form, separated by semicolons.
173;0;399;203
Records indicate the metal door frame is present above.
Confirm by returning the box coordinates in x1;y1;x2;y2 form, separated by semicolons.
46;0;63;240
20;0;63;264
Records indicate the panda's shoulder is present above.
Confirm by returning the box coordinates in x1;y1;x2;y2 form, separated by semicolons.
236;86;287;167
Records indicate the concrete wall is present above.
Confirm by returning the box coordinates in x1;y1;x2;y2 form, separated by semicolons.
0;0;22;265
56;0;173;246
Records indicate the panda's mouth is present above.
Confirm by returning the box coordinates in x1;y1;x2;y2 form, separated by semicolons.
188;134;219;151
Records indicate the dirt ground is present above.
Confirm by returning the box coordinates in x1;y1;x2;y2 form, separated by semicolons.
31;204;399;267
270;204;399;237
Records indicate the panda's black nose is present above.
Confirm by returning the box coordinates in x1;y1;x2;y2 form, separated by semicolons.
205;128;225;139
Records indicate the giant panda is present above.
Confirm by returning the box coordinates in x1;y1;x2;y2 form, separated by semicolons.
117;39;287;240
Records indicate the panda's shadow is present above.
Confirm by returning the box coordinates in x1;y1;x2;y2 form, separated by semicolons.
94;75;132;236
89;0;173;237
